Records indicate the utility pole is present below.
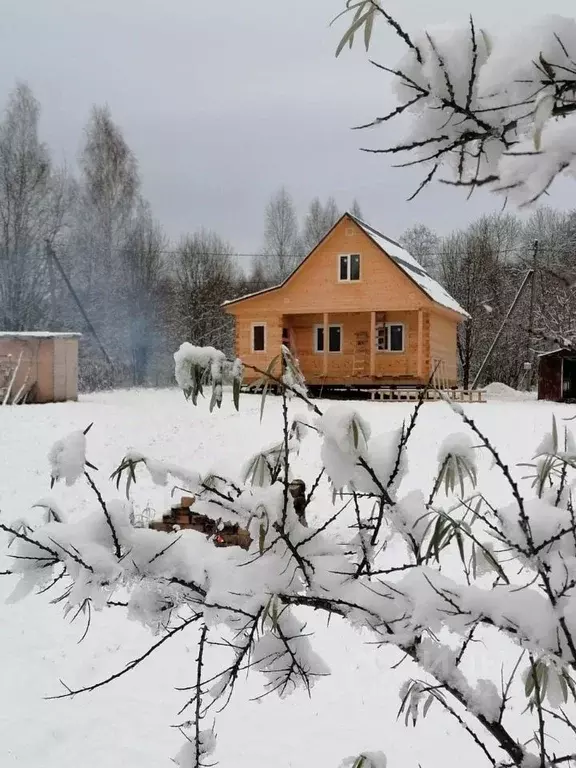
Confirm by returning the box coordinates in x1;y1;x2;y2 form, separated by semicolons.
472;268;535;390
526;240;538;390
45;240;112;366
46;240;57;328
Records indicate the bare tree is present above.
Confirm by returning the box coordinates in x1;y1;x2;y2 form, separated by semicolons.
400;223;440;274
302;195;341;252
76;105;139;321
66;105;141;378
519;207;576;354
262;187;302;281
80;106;138;265
245;258;271;294
0;83;70;330
438;213;523;387
350;198;363;219
172;230;239;354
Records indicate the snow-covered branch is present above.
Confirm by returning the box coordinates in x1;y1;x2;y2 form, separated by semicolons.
336;4;576;203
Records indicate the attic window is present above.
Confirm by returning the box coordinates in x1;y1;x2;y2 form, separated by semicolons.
339;254;360;281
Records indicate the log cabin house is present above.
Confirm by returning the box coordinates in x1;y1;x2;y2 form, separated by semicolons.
223;213;469;393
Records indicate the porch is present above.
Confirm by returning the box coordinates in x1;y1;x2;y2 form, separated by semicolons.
281;309;435;387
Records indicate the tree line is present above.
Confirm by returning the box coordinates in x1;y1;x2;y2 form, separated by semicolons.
1;81;573;391
400;210;576;388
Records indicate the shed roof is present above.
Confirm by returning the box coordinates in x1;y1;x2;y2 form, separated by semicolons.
0;332;82;340
223;213;468;318
538;347;576;359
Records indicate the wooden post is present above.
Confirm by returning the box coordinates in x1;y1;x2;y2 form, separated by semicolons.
323;312;329;376
370;311;376;377
417;309;424;379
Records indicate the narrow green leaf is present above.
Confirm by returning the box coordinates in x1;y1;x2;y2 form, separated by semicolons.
233;378;241;411
559;669;569;703
455;529;466;566
335;9;372;57
351;418;359;450
259;522;266;554
422;693;434;718
363;6;375;51
525;669;535;698
260;382;269;423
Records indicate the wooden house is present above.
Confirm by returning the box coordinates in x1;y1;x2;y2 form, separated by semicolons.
538;348;576;402
223;213;469;391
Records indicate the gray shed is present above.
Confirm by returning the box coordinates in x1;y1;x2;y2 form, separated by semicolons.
0;332;81;404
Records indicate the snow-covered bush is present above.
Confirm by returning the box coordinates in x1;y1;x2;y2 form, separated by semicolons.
334;3;576;204
2;344;576;768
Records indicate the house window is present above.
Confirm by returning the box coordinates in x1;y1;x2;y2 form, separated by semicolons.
315;325;342;353
339;254;360;282
252;324;266;352
376;323;404;352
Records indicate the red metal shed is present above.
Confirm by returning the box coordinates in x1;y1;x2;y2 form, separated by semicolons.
537;348;576;402
0;332;81;404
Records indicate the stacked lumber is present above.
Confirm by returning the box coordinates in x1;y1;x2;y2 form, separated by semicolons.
149;496;251;550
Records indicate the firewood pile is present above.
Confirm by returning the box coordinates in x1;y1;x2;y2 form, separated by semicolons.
148;482;308;551
149;496;251;550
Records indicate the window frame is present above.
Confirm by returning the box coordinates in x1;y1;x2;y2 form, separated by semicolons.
314;324;343;354
251;322;267;353
375;322;405;353
338;253;361;283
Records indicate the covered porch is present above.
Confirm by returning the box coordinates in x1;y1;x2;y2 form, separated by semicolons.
280;309;430;387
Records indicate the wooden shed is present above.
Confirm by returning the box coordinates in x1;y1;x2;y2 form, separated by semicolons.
537;348;576;402
0;332;81;404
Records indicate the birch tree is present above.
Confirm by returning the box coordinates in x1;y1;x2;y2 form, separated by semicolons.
262;187;302;281
0;84;71;330
302;196;341;252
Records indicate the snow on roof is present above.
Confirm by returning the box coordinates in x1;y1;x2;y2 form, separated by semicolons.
223;213;469;317
348;215;469;317
222;285;280;306
538;347;576;358
0;331;82;339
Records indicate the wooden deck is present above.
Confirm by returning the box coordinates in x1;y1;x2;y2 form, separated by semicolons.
369;387;485;403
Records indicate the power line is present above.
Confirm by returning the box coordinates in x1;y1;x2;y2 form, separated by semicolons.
57;239;576;261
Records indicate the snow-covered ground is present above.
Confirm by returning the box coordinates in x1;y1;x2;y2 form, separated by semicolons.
0;388;571;768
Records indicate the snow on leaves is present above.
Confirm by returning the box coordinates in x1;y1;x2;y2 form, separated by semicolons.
174;342;243;411
336;5;576;204
339;752;387;768
48;424;96;487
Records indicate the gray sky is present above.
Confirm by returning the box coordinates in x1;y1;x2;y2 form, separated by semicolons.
1;0;574;252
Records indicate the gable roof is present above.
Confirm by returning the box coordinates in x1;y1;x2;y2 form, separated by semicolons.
223;213;469;318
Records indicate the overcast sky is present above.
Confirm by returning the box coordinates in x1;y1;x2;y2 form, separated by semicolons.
1;0;574;252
